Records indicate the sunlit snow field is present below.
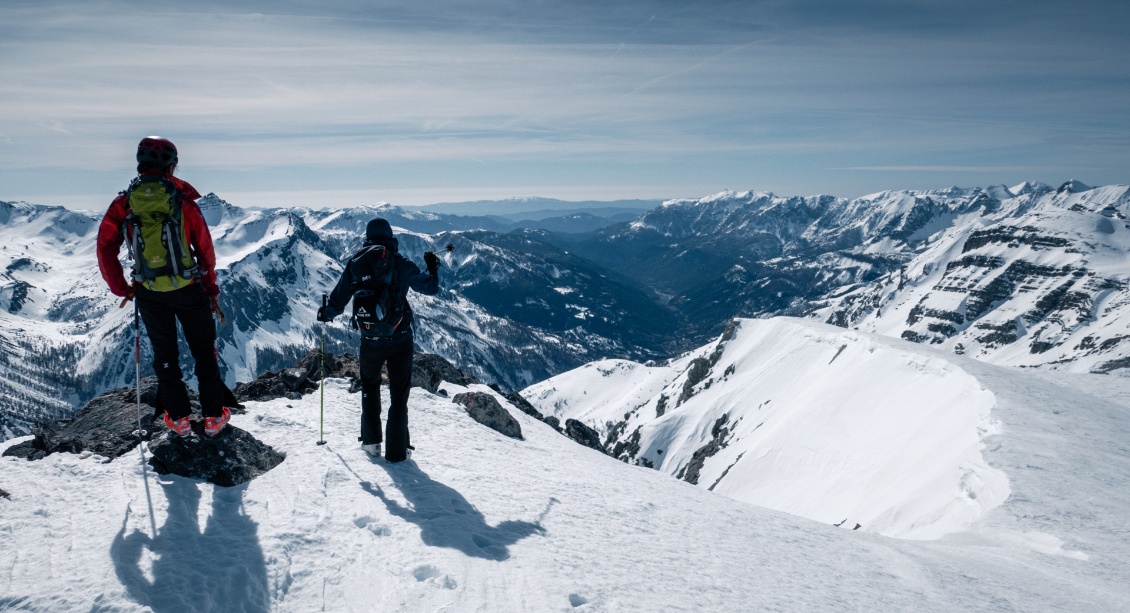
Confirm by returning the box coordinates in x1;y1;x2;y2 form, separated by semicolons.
1;318;1128;611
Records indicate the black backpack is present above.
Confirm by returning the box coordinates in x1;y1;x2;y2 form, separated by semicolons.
349;244;405;338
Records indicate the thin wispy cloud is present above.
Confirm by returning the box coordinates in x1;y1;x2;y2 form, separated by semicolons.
842;166;1038;173
1;0;1127;207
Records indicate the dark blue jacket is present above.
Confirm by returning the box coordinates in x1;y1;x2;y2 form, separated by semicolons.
325;236;439;346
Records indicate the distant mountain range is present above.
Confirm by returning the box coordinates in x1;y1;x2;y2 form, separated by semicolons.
407;197;662;219
3;181;1130;440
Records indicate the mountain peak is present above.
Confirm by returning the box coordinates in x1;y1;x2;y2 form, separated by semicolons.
1057;179;1092;194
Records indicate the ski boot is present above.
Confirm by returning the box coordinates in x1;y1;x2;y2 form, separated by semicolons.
204;407;232;436
163;413;192;437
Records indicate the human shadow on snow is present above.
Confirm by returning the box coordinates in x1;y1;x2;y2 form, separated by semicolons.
359;460;546;561
110;478;270;613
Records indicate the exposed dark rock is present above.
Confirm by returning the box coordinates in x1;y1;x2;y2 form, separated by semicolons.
235;349;478;402
604;419;628;451
1093;356;1130;374
7;280;31;314
1075;336;1097;351
927;322;958;337
655;394;669;418
235;350;359;402
611;427;642;463
965;274;1014;321
1100;336;1130;352
962;226;1071;252
0;487;8;499
543;415;562;431
901;330;929;343
503;391;544;419
677;357;712;406
975;320;1021;346
564;419;605;453
3;379;163;461
1024;281;1077;325
147;426;285;487
414;352;480;393
678;414;731;485
452;392;523;439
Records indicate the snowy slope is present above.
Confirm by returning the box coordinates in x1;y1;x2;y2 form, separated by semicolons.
2;332;1129;610
524;317;1012;540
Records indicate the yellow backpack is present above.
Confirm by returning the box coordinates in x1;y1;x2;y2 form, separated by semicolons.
122;176;199;291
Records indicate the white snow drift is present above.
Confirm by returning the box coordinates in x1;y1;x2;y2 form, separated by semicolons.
524;317;1010;540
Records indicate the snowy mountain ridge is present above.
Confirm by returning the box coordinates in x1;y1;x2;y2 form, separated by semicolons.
0;195;665;440
6;179;1130;442
523;317;1010;540
564;180;1130;373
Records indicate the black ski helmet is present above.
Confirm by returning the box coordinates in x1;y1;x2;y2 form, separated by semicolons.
136;136;178;169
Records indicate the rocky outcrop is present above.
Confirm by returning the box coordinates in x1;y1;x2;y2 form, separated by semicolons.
234;349;478;402
1;377;274;490
452;392;523;440
676;414;731;485
3;378;163;461
413;353;480;393
564;419;604;453
235;350;360;402
147;427;285;487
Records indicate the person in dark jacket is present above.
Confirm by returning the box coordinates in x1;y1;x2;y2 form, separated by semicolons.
96;136;230;437
317;218;440;462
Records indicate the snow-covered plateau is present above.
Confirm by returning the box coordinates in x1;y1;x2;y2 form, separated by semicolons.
2;317;1128;611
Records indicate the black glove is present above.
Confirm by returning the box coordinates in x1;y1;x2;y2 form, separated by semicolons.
424;251;440;274
316;305;334;322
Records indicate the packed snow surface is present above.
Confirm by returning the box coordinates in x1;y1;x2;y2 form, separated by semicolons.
2;318;1129;611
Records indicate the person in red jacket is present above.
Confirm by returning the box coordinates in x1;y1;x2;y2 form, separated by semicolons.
96;136;230;437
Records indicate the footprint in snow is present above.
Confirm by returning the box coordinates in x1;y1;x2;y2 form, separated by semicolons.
411;564;457;590
569;593;589;607
471;533;506;559
352;515;391;537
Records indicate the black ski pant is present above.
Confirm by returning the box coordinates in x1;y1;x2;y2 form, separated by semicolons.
136;284;225;420
359;337;414;461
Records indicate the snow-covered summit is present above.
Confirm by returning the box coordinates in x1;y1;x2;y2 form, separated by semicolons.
3;316;1129;610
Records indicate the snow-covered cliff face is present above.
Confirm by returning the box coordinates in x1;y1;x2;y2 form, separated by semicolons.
815;182;1130;373
523;317;1010;540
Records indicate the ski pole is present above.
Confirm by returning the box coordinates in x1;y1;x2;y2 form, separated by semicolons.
133;295;145;455
318;293;327;446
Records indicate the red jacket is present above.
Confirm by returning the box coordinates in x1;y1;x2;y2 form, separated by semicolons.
96;173;220;297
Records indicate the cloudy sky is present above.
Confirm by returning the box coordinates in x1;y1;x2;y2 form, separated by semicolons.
2;0;1127;209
